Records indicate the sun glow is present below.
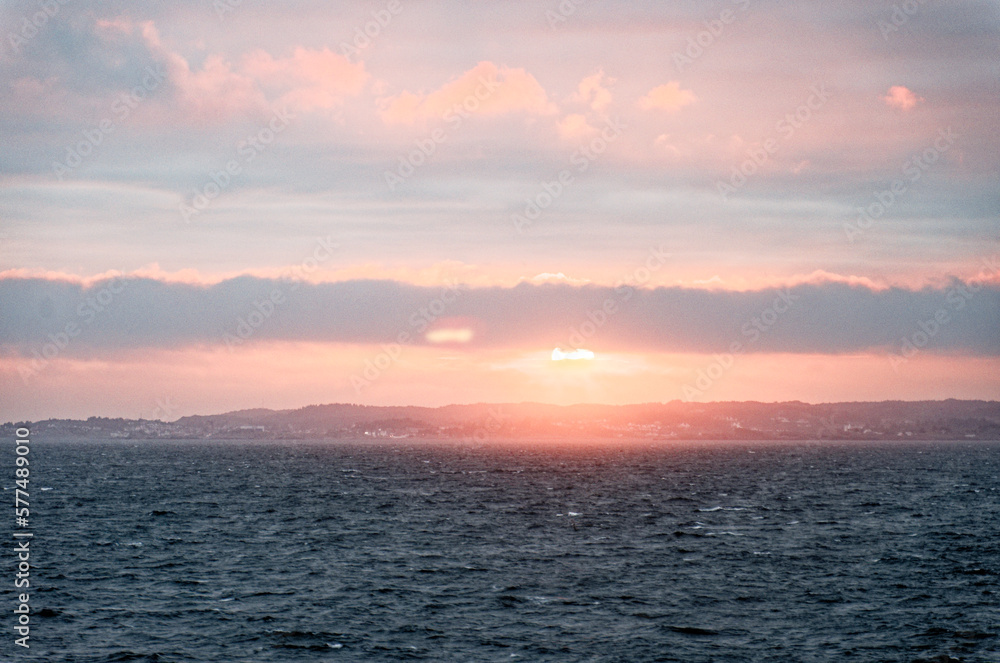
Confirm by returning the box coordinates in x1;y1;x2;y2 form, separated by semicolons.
425;327;474;343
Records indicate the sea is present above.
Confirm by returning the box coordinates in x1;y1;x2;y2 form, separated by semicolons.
2;438;998;662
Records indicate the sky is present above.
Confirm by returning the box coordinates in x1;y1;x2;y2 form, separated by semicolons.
0;0;998;421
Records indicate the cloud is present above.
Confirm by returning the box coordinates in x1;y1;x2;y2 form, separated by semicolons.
1;275;997;357
4;76;65;119
147;28;367;120
654;133;683;157
378;61;557;124
637;82;696;112
3;16;366;125
242;47;368;112
524;273;591;285
883;85;923;111
556;113;596;140
572;70;613;111
138;21;267;123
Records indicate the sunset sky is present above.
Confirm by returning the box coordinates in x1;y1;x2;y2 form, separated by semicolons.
1;0;998;421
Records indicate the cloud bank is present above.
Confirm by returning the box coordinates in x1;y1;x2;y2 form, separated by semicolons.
1;275;997;357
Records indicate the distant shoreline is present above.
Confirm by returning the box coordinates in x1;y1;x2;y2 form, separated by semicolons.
6;400;999;442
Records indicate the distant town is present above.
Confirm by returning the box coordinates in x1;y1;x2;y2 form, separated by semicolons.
4;400;999;441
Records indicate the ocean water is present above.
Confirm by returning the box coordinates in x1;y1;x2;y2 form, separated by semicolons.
3;438;999;662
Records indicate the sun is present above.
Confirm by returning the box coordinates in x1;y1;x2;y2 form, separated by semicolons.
551;347;595;361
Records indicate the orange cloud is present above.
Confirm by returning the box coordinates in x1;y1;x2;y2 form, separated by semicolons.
378;61;556;124
637;82;696;112
883;85;922;111
242;47;368;111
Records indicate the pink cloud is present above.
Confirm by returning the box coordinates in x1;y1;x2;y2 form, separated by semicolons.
94;17;134;34
3;76;66;118
171;54;267;121
556;113;596;140
572;70;613;111
138;21;267;123
0;267;130;286
378;61;556;125
122;22;366;122
242;47;368;112
637;82;696;112
883;85;922;111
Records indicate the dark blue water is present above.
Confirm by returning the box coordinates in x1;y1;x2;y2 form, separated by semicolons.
3;439;999;662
